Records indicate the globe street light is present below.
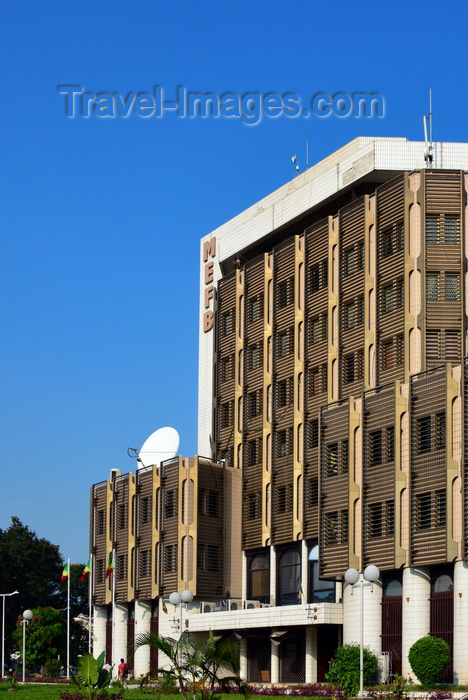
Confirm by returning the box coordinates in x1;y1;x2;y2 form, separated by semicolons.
21;610;33;683
169;590;194;632
344;565;380;697
1;591;19;679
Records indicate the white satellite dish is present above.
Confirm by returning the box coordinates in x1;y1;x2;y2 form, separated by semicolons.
138;427;180;468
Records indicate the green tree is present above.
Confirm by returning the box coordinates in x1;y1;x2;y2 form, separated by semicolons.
325;643;378;689
12;607;66;672
133;629;247;700
408;635;450;688
0;517;63;663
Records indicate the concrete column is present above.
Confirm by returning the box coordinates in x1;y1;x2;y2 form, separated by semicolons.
133;600;151;679
453;561;468;684
270;546;277;605
401;567;430;679
305;626;317;683
270;640;279;683
242;551;248;601
342;577;382;654
239;638;248;681
93;605;107;658
113;603;128;676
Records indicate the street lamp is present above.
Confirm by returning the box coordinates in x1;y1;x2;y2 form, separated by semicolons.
21;610;33;683
169;590;194;632
344;565;380;697
1;591;19;679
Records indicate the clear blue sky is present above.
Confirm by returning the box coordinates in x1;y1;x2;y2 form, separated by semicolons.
1;0;467;564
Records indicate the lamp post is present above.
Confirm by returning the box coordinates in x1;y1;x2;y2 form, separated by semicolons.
344;565;380;697
21;610;33;683
1;591;19;678
169;590;194;633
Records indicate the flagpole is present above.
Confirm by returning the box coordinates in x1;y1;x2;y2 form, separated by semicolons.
111;549;115;677
88;554;92;653
67;558;70;680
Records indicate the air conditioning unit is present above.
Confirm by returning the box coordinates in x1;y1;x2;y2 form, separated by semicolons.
244;599;261;609
226;598;243;611
200;602;216;613
260;603;273;608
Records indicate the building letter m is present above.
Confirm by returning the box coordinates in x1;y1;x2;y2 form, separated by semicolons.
203;237;216;262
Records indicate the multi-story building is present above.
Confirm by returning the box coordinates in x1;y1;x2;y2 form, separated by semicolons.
91;136;468;684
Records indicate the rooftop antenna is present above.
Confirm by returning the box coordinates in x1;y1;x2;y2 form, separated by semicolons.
423;88;434;168
291;154;300;176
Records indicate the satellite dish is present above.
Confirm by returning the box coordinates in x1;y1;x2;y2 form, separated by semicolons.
138;427;180;468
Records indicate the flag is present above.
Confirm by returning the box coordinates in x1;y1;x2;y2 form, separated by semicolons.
79;559;90;581
298;583;303;603
61;562;69;583
162;600;168;614
105;552;114;579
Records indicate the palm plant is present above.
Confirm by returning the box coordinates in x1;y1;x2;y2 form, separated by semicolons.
132;629;248;700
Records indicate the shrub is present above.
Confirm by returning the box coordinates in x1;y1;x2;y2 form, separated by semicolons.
326;643;378;688
408;636;450;688
44;658;62;677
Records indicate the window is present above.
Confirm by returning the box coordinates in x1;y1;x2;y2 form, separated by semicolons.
308;478;318;507
140;550;150;577
445;274;460;301
358;296;364;324
247;492;261;520
278;379;287;407
278;279;292;308
221;355;234;381
322;259;329;287
309;419;319;448
309;546;335;603
417;416;431;453
345;247;356;275
382;228;393;257
278;549;301;605
345;302;356;329
117;554;127;580
165;545;176;572
341;440;349;473
309;264;320;292
436;412;446;450
247;439;258;466
248;390;261;418
221;402;232;428
397;221;405;250
198;488;207;515
383;340;393;369
277;429;292;457
445;217;460;244
249;294;263;322
426;331;440;358
207;545;219;571
446;331;460;358
436;490;446;526
208;490;220;517
276;485;292;513
344;354;355;383
141;496;150;524
222;310;233;336
327;444;338;476
387;426;395;462
358;241;365;270
416;493;432;530
386;500;395;535
310;317;321;343
96;510;105;535
426;274;440;300
278;330;292;357
396;278;404;307
97;559;105;583
426;217;440;244
382;284;393;313
249;553;270;602
370;431;382;465
165;490;176;518
396;334;404;365
197;544;206;570
369;503;383;538
325;512;338;544
248;342;262;370
118;503;127;530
